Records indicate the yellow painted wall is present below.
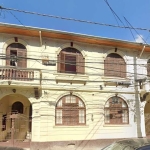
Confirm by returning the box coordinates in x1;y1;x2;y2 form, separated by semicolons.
1;33;146;143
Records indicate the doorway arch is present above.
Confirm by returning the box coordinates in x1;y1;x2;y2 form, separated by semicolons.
12;101;24;114
0;94;32;142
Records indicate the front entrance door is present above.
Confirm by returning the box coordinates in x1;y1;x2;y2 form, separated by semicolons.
0;112;31;148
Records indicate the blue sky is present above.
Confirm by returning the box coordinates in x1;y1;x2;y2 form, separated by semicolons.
0;0;150;43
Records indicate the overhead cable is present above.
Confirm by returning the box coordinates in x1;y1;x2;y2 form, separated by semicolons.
0;6;150;32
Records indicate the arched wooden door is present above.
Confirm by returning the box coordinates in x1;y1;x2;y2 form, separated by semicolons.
104;53;126;78
6;43;27;67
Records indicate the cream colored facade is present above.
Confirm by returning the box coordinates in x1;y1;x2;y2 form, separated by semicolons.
0;23;150;149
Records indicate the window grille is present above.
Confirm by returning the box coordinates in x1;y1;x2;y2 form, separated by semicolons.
104;96;129;124
56;95;86;125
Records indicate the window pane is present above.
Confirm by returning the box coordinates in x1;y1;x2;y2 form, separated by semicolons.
105;101;109;107
79;110;85;123
79;100;84;107
56;95;86;125
122;101;127;108
65;96;76;103
105;109;110;123
57;100;62;107
71;96;76;103
65;96;70;103
56;110;62;124
122;110;128;123
105;98;129;124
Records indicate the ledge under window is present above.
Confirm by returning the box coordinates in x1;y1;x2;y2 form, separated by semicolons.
53;125;89;128
103;124;131;127
54;73;89;84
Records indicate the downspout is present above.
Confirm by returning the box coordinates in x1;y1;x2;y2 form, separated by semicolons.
39;31;42;47
139;45;145;58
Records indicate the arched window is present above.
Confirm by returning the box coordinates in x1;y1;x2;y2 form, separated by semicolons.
104;53;126;78
104;96;129;124
147;59;150;77
12;101;24;114
6;43;27;68
56;95;86;125
57;47;84;74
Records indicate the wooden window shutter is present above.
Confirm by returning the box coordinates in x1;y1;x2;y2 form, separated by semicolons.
105;53;126;78
120;59;126;78
115;57;121;77
17;50;27;68
105;56;113;76
147;62;150;77
60;52;65;73
77;53;84;74
6;48;10;66
104;59;108;76
57;54;60;72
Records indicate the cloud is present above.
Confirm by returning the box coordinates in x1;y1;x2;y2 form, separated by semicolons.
135;35;145;43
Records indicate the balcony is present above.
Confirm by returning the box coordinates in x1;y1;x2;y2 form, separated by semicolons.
0;66;41;88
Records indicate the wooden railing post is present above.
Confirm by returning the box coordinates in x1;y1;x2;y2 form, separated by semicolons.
0;68;35;81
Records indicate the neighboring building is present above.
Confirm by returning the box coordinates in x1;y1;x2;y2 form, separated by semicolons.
0;22;150;150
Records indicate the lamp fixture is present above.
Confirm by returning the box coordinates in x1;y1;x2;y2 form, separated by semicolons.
12;89;16;93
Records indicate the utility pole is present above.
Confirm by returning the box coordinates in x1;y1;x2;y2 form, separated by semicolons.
134;56;142;137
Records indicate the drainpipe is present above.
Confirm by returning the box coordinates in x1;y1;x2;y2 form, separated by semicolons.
139;45;145;58
39;31;42;47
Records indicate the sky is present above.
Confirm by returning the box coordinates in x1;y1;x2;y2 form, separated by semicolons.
0;0;150;44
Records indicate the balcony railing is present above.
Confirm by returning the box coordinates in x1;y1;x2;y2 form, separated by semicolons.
0;68;34;81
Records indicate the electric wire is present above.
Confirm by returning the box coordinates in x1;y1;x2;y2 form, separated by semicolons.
124;17;136;41
124;17;147;44
0;7;149;100
0;54;149;78
0;52;150;66
0;6;150;32
104;0;125;27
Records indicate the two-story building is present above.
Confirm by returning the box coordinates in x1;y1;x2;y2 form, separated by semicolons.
0;22;150;150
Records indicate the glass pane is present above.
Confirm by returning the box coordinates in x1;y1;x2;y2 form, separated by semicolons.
105;101;109;107
105;109;110;123
122;110;128;123
57;100;62;107
65;95;76;103
65;96;70;103
79;100;84;107
71;96;76;103
122;101;127;108
56;110;62;124
79;110;85;123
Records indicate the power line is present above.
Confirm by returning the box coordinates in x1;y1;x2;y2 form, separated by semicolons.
9;11;24;26
124;17;147;44
0;6;150;32
104;0;125;27
0;53;149;66
124;17;136;41
0;56;149;78
0;59;148;78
